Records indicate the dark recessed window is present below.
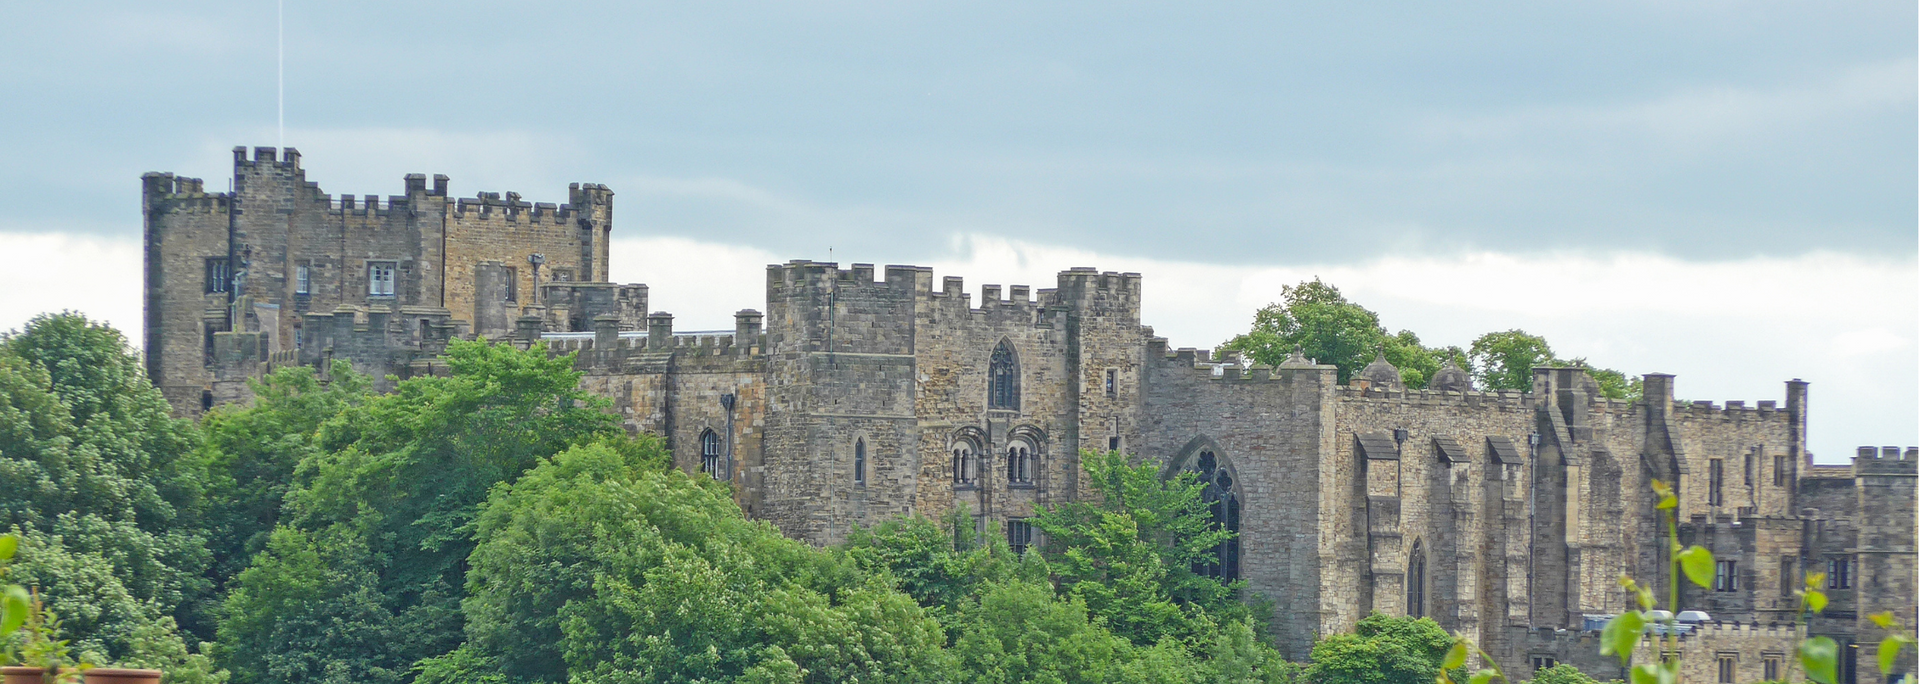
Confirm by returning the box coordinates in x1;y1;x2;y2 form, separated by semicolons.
988;341;1019;410
700;429;722;479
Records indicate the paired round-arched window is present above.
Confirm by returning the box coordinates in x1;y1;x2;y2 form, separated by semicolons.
952;437;981;486
1007;439;1036;484
1185;448;1241;582
700;429;722;479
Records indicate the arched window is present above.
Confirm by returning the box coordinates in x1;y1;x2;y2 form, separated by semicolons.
1007;439;1035;484
952;435;980;486
1183;448;1240;581
1407;540;1427;618
988;341;1019;410
700;429;722;479
854;438;867;484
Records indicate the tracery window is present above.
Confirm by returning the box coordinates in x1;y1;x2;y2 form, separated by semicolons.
1007;438;1035;485
988;341;1019;410
1184;448;1240;581
700;429;722;479
1407;540;1426;618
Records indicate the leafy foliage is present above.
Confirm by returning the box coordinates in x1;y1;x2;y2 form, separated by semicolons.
0;313;218;679
1304;613;1453;684
217;339;620;684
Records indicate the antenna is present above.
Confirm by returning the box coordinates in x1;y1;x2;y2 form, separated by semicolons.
276;0;284;149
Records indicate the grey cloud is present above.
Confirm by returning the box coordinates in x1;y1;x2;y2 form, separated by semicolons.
1;1;1911;264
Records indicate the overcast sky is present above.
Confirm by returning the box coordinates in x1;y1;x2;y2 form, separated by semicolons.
2;1;1914;461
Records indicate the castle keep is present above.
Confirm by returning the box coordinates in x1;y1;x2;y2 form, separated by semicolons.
144;149;1917;679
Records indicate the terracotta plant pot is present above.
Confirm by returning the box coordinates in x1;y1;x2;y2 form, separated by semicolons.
82;669;161;684
3;666;50;684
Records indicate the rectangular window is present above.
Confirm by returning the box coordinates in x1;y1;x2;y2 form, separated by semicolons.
1007;519;1034;555
1774;454;1788;486
368;261;396;296
1744;453;1754;486
1709;459;1724;506
1108;436;1121;453
1530;656;1556;672
205;257;231;294
503;266;518;302
1104;369;1117;397
295;262;310;294
1718;654;1737;684
1781;557;1796;597
1763;655;1781;682
1828;557;1852;589
1715;560;1738;592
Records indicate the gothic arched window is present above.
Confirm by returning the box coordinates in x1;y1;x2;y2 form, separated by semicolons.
1184;449;1241;581
1007;438;1035;485
1407;539;1427;618
700;429;722;479
988;341;1019;410
854;438;868;484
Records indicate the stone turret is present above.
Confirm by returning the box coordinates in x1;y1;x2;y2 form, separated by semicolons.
1356;351;1404;390
1431;359;1472;393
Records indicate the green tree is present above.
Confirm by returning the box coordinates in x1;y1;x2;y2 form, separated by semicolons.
1030;449;1247;649
447;441;954;684
198;363;370;612
217;339;621;684
1219;279;1387;384
1468;330;1555;392
1525;663;1604;684
0;313;219;679
1304;613;1454;684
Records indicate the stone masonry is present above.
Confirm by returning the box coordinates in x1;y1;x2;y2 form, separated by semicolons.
144;150;1918;679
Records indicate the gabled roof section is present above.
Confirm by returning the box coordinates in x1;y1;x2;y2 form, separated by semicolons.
1487;436;1524;465
1356;431;1400;460
1433;436;1469;464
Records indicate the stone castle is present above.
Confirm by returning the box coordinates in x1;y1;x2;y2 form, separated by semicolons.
143;148;1917;680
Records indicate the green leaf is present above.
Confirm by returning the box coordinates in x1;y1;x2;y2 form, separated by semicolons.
0;534;15;562
1468;668;1498;684
1442;640;1468;670
1801;636;1840;684
1631;663;1662;684
1805;589;1829;615
0;585;28;635
1882;634;1914;677
1677;546;1715;589
1601;611;1646;665
1870;612;1896;629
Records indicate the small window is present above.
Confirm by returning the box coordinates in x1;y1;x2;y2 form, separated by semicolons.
853;438;867;484
1108;436;1120;453
200;389;213;412
1717;654;1737;684
1715;560;1738;592
1104;369;1117;397
503;266;518;302
1007;519;1034;555
368;261;397;296
1773;454;1788;486
1781;557;1796;597
205;257;231;294
1708;459;1724;506
1407;540;1426;619
295;262;310;294
700;429;722;479
1762;655;1781;682
1744;453;1754;486
1530;657;1557;672
1007;439;1034;485
952;438;978;487
988;341;1019;410
1827;557;1852;589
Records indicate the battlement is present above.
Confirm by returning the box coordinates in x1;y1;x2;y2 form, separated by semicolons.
1853;445;1920;476
767;260;932;296
1673;398;1789;420
233;145;301;170
451;191;587;224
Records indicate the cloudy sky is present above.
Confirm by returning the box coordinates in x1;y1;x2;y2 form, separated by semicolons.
2;1;1914;461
